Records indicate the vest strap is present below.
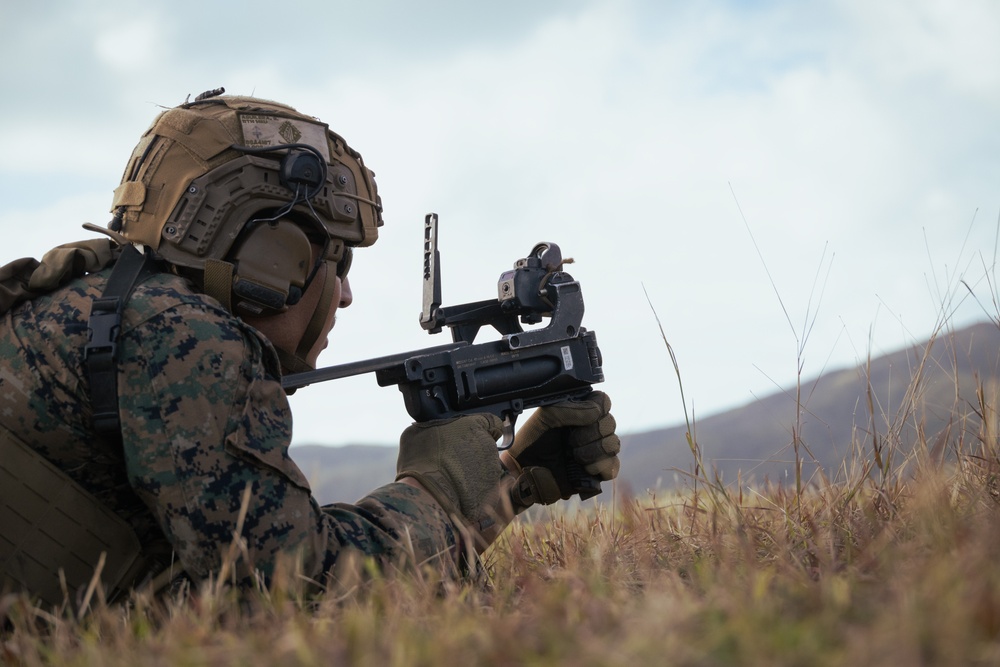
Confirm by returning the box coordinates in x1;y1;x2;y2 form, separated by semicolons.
84;245;155;436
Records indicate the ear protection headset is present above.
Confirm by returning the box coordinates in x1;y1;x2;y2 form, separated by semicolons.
224;145;356;372
223;144;332;316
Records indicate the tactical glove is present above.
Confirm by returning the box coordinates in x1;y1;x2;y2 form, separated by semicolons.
396;413;514;551
501;390;620;503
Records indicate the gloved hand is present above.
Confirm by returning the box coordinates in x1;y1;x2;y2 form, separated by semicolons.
501;391;620;505
396;413;514;551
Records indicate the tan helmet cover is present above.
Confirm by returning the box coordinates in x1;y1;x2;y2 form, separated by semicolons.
107;92;382;373
110;94;382;276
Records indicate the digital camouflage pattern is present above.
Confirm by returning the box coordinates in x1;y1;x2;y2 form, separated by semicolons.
0;262;459;592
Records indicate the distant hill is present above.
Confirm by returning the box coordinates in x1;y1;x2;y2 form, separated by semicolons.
619;320;1000;494
291;321;1000;504
291;445;398;505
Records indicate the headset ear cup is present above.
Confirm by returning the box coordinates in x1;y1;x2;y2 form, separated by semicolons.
280;150;325;192
228;219;313;316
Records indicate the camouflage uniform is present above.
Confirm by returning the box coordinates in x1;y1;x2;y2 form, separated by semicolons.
0;261;459;590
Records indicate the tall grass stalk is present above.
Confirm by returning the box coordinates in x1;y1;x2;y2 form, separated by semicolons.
729;184;839;514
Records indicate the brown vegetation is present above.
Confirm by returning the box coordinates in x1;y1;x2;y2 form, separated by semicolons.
4;352;1000;664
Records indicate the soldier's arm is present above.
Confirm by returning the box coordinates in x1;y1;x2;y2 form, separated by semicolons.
117;293;460;588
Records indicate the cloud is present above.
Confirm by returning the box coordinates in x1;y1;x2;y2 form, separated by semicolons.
92;16;167;74
840;0;1000;100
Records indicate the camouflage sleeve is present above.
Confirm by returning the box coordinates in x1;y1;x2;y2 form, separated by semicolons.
117;295;459;588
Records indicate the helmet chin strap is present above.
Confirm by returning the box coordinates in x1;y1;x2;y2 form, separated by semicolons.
275;259;338;375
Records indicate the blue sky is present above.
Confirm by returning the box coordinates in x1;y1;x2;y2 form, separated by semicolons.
2;1;999;454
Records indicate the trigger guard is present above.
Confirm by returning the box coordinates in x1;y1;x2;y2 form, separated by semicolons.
498;415;516;450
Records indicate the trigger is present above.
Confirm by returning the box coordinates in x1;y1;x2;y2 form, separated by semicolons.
498;415;516;450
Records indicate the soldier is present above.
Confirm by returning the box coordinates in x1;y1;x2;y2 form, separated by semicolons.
0;90;620;606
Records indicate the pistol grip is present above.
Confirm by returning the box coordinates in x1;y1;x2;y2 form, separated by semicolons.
567;460;602;500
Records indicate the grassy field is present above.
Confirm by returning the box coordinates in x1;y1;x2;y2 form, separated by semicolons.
4;331;1000;665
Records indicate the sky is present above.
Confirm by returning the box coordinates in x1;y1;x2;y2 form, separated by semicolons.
1;1;999;452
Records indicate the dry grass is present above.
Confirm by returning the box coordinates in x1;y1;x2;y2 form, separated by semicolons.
4;416;1000;665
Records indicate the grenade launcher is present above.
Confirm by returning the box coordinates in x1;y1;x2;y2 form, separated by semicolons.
282;213;606;481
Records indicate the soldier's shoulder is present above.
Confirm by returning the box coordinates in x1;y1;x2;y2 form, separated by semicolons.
119;270;277;371
123;271;233;330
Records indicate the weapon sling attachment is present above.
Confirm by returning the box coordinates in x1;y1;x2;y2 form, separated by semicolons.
0;425;147;608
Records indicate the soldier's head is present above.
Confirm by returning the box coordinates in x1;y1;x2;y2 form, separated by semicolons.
107;88;382;372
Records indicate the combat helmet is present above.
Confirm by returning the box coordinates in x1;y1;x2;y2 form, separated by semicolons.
106;88;383;371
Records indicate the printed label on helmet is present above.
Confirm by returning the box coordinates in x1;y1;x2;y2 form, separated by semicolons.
561;345;574;371
238;114;331;161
